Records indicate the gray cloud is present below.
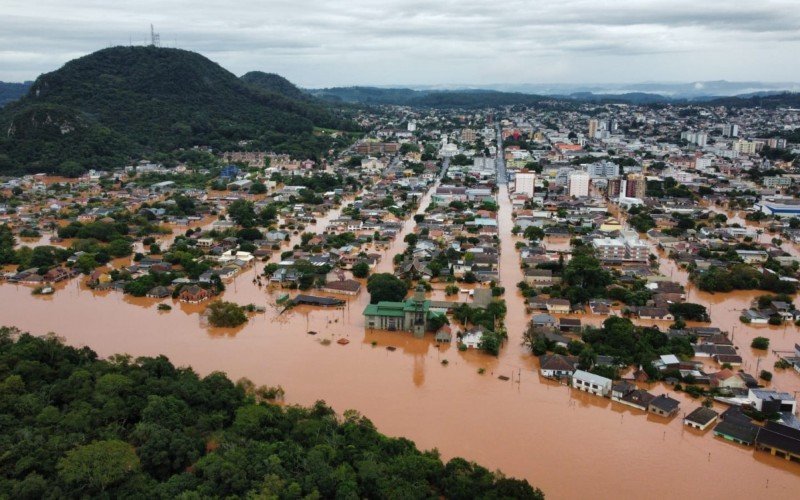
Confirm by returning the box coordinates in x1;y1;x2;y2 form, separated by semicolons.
1;0;799;85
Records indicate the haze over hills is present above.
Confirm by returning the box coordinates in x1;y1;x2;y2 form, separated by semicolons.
0;82;32;107
310;85;800;107
0;46;357;175
400;81;800;99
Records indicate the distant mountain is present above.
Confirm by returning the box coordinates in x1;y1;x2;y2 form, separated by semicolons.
309;86;550;107
0;81;32;107
409;80;800;100
0;46;356;175
311;84;800;108
562;91;671;104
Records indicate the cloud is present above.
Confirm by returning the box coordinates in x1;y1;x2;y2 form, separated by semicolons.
1;0;799;85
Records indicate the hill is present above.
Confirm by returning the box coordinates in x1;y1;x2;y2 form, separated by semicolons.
310;86;551;107
0;46;357;175
241;71;307;100
0;327;543;498
704;92;800;109
0;81;32;107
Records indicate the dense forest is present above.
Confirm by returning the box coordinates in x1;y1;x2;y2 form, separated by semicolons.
241;72;309;100
0;327;543;499
0;47;360;175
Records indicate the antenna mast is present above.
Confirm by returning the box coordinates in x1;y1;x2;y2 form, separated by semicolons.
150;24;161;47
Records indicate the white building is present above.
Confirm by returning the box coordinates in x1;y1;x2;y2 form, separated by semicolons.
439;143;458;158
733;140;758;155
722;123;739;138
586;161;620;179
695;156;713;170
515;172;536;197
593;232;649;263
568;171;591;197
747;389;796;414
572;370;612;397
763;176;792;189
681;131;708;147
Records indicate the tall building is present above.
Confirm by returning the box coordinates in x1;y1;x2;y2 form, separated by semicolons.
625;173;646;199
515;172;536;197
568;171;591;197
607;178;622;198
588;119;599;139
722;123;739;138
733;139;758;155
680;131;708;147
587;161;620;178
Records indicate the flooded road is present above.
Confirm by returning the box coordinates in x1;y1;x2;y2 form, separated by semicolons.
2;185;800;498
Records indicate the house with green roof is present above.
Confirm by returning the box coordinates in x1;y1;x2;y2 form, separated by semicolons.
363;286;442;338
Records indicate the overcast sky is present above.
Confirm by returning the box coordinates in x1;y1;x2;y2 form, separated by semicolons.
3;0;800;86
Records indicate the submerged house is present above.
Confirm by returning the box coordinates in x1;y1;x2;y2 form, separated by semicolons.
363;286;443;338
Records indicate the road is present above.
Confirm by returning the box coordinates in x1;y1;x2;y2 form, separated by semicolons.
495;124;507;184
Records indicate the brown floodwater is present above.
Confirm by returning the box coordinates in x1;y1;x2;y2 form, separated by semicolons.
2;185;800;498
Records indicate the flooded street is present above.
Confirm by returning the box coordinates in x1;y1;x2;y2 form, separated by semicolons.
2;183;800;498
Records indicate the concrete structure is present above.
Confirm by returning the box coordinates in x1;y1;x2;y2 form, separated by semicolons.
733;139;758;155
763;176;792;189
515;172;536;197
748;389;797;414
568;171;591;198
572;370;612;397
588;119;599;139
587;161;620;178
592;234;649;263
625;173;646;199
722;123;739;138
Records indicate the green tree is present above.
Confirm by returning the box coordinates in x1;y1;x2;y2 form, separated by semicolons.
226;199;257;228
351;261;370;279
74;253;100;274
0;224;15;264
57;440;140;492
366;273;408;303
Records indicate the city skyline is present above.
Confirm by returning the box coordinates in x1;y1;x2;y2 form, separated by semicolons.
3;0;800;86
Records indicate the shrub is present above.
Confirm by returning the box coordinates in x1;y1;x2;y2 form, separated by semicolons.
760;370;773;382
751;337;769;350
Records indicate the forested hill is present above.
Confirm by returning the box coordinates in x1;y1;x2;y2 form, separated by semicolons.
704;92;800;109
310;86;552;107
0;46;358;175
241;71;308;100
0;327;544;498
0;81;31;107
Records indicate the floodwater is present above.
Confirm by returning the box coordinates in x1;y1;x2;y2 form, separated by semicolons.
2;185;800;498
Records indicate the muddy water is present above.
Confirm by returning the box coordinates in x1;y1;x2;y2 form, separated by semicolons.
2;186;800;498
